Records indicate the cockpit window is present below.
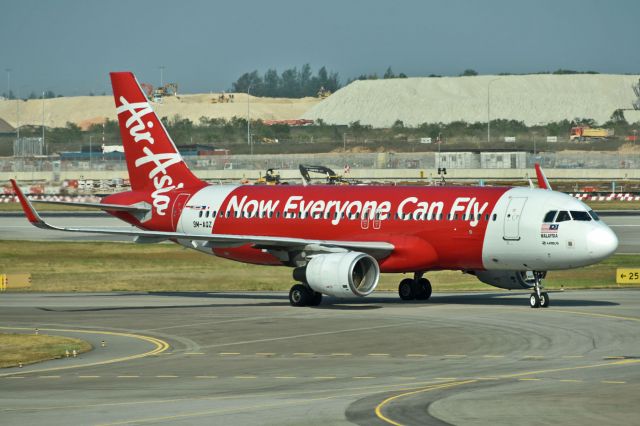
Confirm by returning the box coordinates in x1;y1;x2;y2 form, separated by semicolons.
543;211;557;223
556;211;571;222
570;211;591;221
588;210;600;221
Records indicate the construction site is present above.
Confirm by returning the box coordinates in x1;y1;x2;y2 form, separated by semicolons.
1;73;640;195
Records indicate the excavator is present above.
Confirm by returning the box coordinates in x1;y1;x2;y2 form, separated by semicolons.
298;165;351;185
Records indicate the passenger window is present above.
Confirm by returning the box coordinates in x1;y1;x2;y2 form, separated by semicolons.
556;211;571;222
492;214;497;221
571;211;591;221
199;211;203;218
543;211;557;223
588;210;600;221
213;211;217;218
206;211;210;218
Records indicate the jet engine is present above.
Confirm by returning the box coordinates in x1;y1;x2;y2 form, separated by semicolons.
472;270;542;290
294;252;380;297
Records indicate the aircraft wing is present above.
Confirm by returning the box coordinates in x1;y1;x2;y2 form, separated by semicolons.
10;180;393;257
32;199;151;213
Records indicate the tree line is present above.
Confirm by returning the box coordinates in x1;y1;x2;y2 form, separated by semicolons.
231;64;340;98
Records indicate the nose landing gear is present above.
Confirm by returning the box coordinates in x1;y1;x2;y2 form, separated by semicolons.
529;271;549;308
398;273;432;301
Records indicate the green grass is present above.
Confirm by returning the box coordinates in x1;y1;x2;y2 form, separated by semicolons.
0;240;634;292
0;333;92;368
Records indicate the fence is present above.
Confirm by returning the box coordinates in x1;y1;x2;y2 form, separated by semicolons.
1;151;640;174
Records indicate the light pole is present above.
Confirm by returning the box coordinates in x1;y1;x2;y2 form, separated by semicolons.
89;135;93;169
159;66;165;87
5;68;11;98
487;78;500;143
247;84;252;155
42;91;45;148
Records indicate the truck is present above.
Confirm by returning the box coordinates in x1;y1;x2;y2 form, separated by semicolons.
570;126;614;142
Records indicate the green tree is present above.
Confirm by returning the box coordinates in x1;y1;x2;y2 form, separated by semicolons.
460;69;478;76
383;67;395;79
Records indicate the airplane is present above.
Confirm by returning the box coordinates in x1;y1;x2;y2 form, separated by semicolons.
10;72;619;309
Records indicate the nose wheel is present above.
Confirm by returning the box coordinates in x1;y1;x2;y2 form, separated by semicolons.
530;272;549;308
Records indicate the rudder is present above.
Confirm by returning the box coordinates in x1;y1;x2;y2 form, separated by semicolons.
110;72;204;192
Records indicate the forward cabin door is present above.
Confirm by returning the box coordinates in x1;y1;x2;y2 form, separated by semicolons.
503;197;527;241
171;193;190;232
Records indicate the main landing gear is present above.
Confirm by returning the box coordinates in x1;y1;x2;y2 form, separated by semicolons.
289;283;323;307
398;273;432;301
529;271;550;309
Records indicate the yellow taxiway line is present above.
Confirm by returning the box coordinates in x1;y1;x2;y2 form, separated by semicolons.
0;326;169;377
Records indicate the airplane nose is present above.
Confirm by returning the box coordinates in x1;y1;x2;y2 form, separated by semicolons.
587;226;618;259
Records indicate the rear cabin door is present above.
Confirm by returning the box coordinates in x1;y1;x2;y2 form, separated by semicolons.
171;193;190;232
503;197;527;241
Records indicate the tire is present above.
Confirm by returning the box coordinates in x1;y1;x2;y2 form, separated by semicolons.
308;291;323;307
399;278;415;301
540;292;550;308
289;284;311;307
415;278;432;301
529;293;540;309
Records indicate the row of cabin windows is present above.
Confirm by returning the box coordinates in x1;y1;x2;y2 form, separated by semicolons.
198;209;498;222
542;209;599;223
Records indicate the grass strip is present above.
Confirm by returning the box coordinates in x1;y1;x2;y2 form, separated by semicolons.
0;240;636;292
0;333;92;368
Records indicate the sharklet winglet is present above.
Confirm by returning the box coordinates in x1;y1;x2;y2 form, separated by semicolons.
10;179;47;228
534;163;551;190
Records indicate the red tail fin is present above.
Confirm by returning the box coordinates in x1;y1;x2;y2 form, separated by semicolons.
110;72;204;192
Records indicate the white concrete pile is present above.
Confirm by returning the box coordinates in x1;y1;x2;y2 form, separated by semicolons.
302;74;640;127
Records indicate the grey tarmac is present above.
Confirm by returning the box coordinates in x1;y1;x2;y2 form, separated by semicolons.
1;290;639;425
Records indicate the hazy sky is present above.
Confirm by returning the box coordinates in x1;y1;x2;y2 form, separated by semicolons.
1;0;639;96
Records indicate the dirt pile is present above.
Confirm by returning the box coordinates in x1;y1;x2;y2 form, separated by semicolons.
303;74;640;127
0;93;320;129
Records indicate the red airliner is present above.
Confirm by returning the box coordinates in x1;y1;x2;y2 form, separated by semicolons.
10;72;618;308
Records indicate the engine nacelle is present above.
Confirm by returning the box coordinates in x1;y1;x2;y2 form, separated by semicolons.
472;270;542;290
297;252;380;297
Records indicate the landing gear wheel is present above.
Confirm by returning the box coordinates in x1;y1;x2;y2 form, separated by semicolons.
415;278;432;300
399;278;415;301
289;284;311;307
540;292;550;308
308;291;323;307
529;293;541;308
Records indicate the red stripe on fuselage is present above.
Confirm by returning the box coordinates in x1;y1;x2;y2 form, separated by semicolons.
211;185;509;273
